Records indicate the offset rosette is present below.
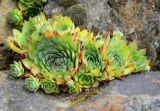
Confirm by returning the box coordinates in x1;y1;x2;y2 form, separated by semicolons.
129;42;150;72
50;15;75;35
10;61;24;78
24;75;40;92
76;29;106;80
41;15;75;38
76;29;104;70
102;31;131;78
41;79;59;94
7;9;23;26
74;68;100;88
84;42;105;72
67;80;82;94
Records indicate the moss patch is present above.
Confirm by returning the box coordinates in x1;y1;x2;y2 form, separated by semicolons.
57;0;78;8
64;4;87;26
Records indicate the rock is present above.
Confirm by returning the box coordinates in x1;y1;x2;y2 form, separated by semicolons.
0;0;17;69
44;0;160;63
44;1;65;18
0;0;16;40
155;0;160;12
64;4;87;26
0;70;160;111
57;0;78;8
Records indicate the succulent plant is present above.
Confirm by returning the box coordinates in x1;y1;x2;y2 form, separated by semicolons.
7;13;150;94
25;75;40;92
41;79;60;94
10;61;24;78
102;31;132;78
129;42;150;72
74;69;99;88
67;80;82;94
7;9;23;27
18;0;47;20
18;0;46;11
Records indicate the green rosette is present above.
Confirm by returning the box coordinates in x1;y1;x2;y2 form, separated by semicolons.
67;80;82;94
41;79;60;94
129;42;150;72
30;33;79;76
10;61;24;78
103;31;131;78
74;68;99;89
7;9;23;26
24;75;40;92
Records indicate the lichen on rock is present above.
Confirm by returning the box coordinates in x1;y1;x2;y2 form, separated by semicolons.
57;0;78;8
64;4;87;26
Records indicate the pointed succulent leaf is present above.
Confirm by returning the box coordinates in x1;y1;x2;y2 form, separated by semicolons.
7;40;27;54
95;34;104;49
22;58;41;75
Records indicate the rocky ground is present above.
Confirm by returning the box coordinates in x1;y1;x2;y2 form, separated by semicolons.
0;71;160;111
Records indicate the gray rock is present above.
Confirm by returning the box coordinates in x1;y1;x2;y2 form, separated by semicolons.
44;1;65;18
64;4;87;26
0;0;16;40
0;0;16;69
0;70;160;111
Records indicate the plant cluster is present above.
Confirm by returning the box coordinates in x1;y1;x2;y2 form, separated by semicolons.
7;14;150;94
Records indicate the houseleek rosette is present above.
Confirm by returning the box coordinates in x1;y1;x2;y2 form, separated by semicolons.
84;42;106;75
30;33;79;75
129;42;150;72
41;79;59;94
7;9;23;26
67;80;82;94
25;75;40;92
10;61;24;78
41;15;75;37
74;68;100;88
102;31;131;78
76;29;105;71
